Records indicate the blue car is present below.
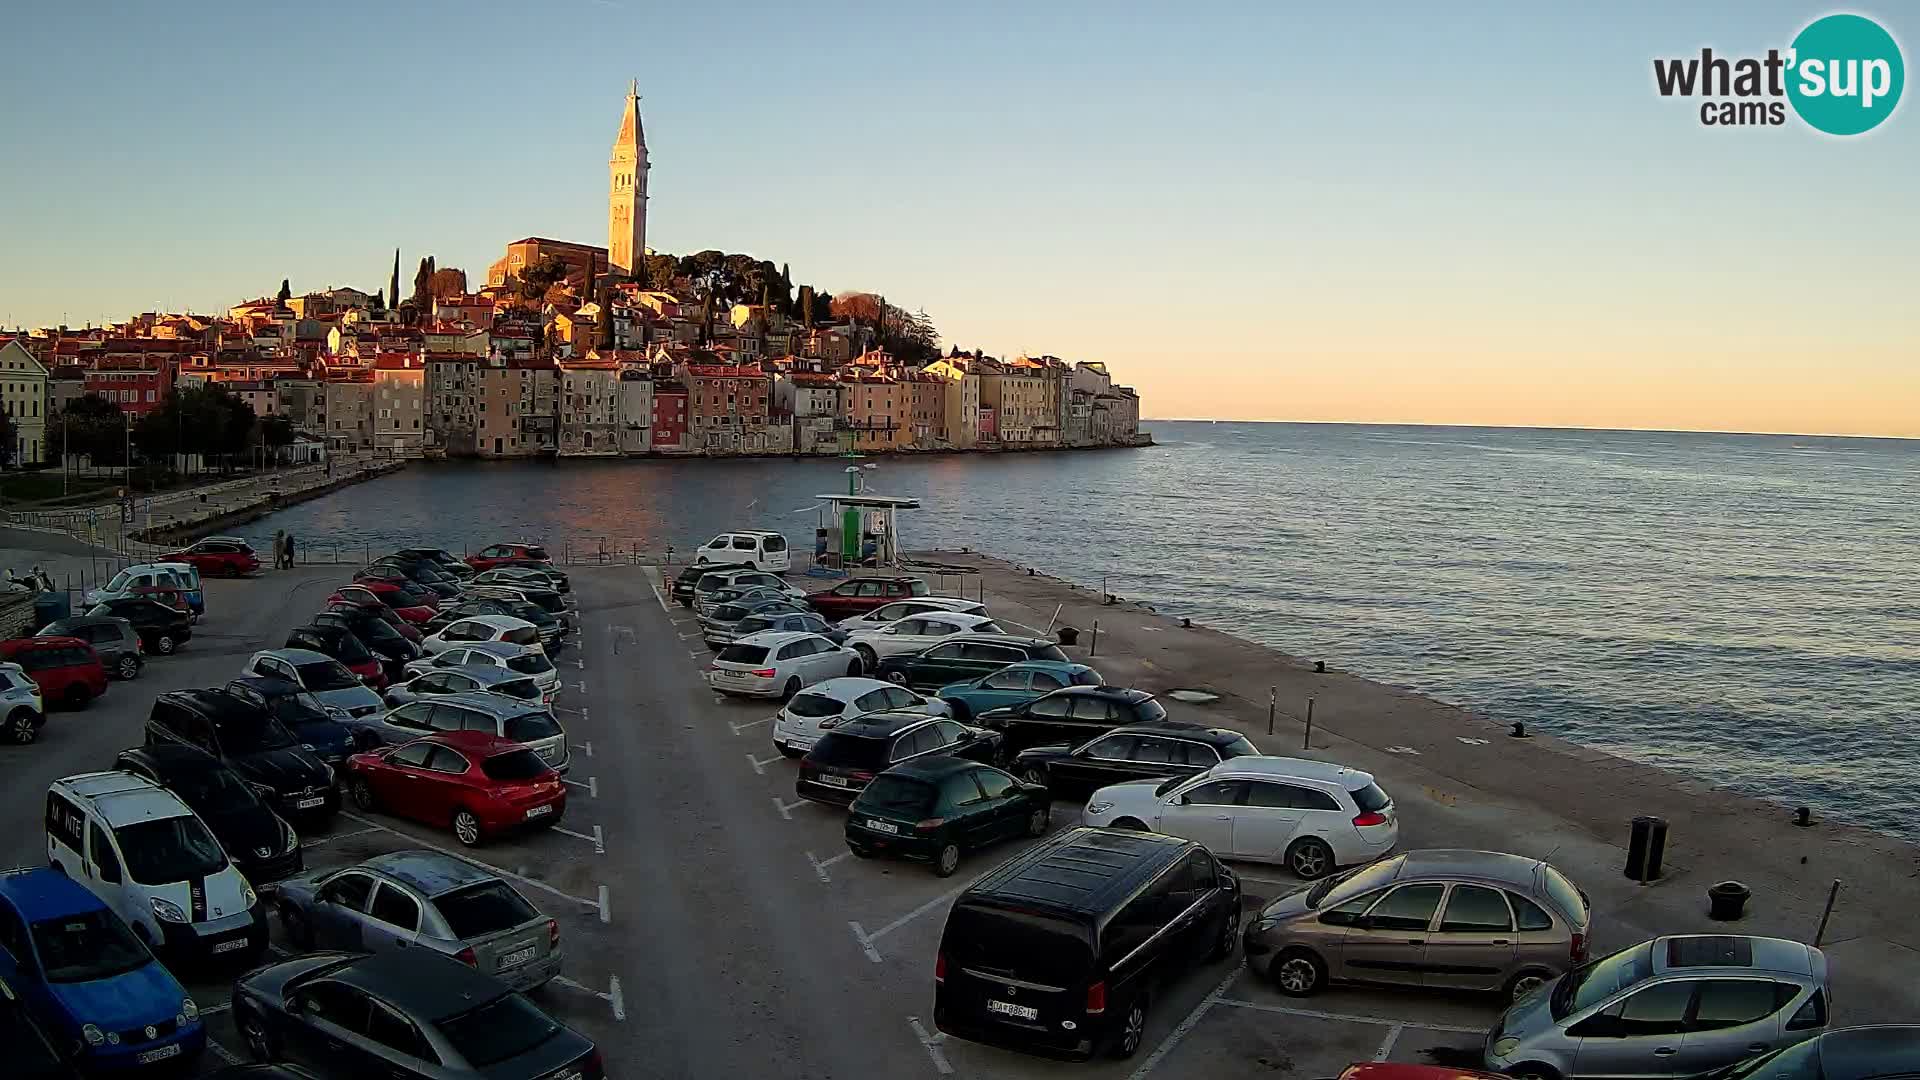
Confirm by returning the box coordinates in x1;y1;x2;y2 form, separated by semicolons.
936;660;1104;723
0;868;205;1072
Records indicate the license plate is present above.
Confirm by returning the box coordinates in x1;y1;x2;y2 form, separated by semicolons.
296;796;326;809
866;819;899;834
500;945;538;968
526;804;554;819
820;775;849;788
986;1000;1039;1021
137;1044;183;1064
550;1070;582;1080
212;938;251;954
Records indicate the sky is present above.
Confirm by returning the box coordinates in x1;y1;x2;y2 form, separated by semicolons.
1;2;1915;437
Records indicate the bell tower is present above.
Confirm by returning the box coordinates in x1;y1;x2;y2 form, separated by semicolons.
609;80;649;278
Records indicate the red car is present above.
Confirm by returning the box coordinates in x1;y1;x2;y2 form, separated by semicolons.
0;637;109;709
344;731;566;846
325;598;424;643
806;576;932;620
467;542;552;571
328;581;436;625
1336;1066;1507;1080
159;537;261;577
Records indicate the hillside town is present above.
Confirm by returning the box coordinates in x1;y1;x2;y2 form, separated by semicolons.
0;85;1142;468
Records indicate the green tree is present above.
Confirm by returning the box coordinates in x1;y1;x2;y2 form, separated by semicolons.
411;256;435;309
389;248;402;311
57;394;127;468
517;257;570;302
0;409;15;466
643;253;677;292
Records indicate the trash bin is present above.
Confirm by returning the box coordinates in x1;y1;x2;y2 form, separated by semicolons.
1057;627;1079;647
1625;815;1668;881
31;592;71;631
1708;880;1751;921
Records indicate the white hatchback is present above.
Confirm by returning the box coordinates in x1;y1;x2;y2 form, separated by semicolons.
835;597;988;630
1082;756;1398;879
422;614;545;656
770;677;950;757
842;612;1008;667
707;631;860;699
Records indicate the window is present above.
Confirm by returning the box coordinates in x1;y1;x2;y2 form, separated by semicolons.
1439;884;1514;932
1784;987;1826;1031
891;727;936;760
981;670;1028;691
389;704;435;732
975;770;1016;798
1320;888;1389;927
1610;981;1696;1037
1179;741;1221;767
1243;782;1310;809
298;983;370;1034
1031;671;1066;691
1366;884;1445;932
1067;696;1114;721
368;884;421;931
1083;734;1134;760
930;720;971;745
1507;892;1556;931
1182;779;1246;806
320;872;375;912
390;742;435;767
425;746;469;774
1128;737;1181;765
1690;980;1786;1030
88;822;122;882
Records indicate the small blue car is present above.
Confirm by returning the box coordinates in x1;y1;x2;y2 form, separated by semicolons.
936;660;1104;723
0;867;205;1071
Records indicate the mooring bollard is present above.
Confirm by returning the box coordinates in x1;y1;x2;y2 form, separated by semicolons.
1303;696;1315;749
1089;620;1099;657
1267;686;1276;736
1707;880;1751;921
1813;879;1841;945
1794;806;1813;827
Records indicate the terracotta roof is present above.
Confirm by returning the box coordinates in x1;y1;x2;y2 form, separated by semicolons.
684;365;764;378
371;356;420;371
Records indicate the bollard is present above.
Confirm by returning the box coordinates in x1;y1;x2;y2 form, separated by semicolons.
1089;620;1099;657
1707;881;1751;921
1303;697;1315;749
1793;807;1813;828
1510;721;1529;738
1267;686;1276;736
1314;660;1326;673
1626;816;1668;882
1812;879;1842;945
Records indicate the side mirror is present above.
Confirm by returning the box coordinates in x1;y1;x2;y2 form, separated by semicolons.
1174;794;1191;806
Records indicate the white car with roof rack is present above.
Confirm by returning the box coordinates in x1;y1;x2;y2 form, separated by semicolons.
835;597;988;630
842;611;1010;667
402;641;560;700
707;630;860;700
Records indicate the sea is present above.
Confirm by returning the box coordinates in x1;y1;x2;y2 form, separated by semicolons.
240;422;1920;839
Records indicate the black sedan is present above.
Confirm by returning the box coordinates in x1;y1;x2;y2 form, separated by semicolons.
85;596;192;655
870;634;1072;690
367;559;463;600
846;756;1050;877
796;711;1003;807
1011;722;1260;796
113;744;303;882
310;610;421;681
231;950;601;1080
391;548;477;579
979;685;1174;754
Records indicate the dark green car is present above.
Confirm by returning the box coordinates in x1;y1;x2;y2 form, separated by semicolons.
871;634;1072;690
845;756;1051;876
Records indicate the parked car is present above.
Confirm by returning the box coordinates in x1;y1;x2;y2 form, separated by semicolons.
112;745;303;883
37;616;143;680
466;542;553;570
1706;1026;1920;1080
872;634;1072;690
44;771;268;966
933;826;1241;1060
836;597;990;630
327;582;436;626
0;866;207;1072
391;547;478;579
472;566;572;597
366;559;463;599
358;693;570;774
224;676;361;765
430;598;562;651
806;576;933;620
700;595;811;648
693;530;791;572
0;662;45;745
936;660;1104;723
0;637;108;710
345;732;566;845
846;757;1051;876
692;570;805;617
325;593;424;643
286;624;387;689
844;612;1013;669
772;676;948;758
148;561;207;619
349;572;441;612
310;609;422;683
1013;722;1259;795
83;565;197;618
0;967;76;1080
385;666;544;707
84;596;192;654
461;584;576;634
421;614;545;656
979;685;1171;753
161;537;261;577
229;949;600;1078
1484;936;1831;1080
1246;849;1591;1004
243;649;386;718
724;609;846;650
274;852;561;991
1335;1066;1507;1080
671;560;753;606
401;641;559;700
145;688;340;823
707;631;863;699
796;711;1002;807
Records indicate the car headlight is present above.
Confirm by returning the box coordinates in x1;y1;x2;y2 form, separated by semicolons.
1251;916;1282;935
151;897;188;923
1492;1038;1520;1058
281;820;300;854
242;881;259;908
82;1022;120;1046
248;781;277;801
320;762;335;784
181;996;199;1021
1086;800;1114;815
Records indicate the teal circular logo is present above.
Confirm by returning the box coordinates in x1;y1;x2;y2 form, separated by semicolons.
1787;14;1904;135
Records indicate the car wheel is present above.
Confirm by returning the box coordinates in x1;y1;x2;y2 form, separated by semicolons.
278;902;314;950
1505;969;1553;1005
453;808;482;846
6;710;36;745
64;685;90;710
853;644;878;667
349;778;378;812
782;676;802;700
1022;765;1048;787
240;1008;278;1062
1208;905;1240;961
116;656;140;679
154;634;177;655
1286;837;1335;880
1271;947;1327;996
1110;997;1148;1059
849;843;874;859
1111;817;1148;831
883;670;907;685
1025;807;1049;838
933;842;962;877
845;658;862;678
1505;1064;1561;1080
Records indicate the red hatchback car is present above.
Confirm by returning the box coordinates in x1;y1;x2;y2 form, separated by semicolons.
328;581;437;625
159;537;261;577
467;542;552;571
345;731;566;846
806;576;933;620
325;598;424;643
0;637;109;709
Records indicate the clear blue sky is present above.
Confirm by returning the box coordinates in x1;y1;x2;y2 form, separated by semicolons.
2;2;1914;434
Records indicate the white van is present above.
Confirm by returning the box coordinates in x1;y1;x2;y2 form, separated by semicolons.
694;531;791;573
45;772;267;965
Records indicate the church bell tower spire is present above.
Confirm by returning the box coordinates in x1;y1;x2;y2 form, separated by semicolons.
608;81;649;279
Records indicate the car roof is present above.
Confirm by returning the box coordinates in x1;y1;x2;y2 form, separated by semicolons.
964;826;1194;919
330;949;508;1022
445;614;535;631
162;687;276;724
52;771;193;826
459;640;536;658
1809;1026;1920;1080
1053;685;1150;702
45;616;122;630
796;677;899;701
843;575;918;584
1110;722;1249;747
1211;755;1375;786
427;692;545;717
828;710;941;738
419;730;527;753
0;866;113;919
256;648;333;665
1387;849;1563;885
115;744;225;775
734;630;825;647
357;850;501;898
941;633;1053;647
7;635;85;649
423;665;528;685
886;755;987;781
228;674;304;698
1653;935;1817;976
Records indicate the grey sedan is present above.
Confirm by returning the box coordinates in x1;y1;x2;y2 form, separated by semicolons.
273;851;562;992
383;666;544;707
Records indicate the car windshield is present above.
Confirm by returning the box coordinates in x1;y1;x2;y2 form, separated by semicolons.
1542;864;1588;924
1153;776;1187;797
1552;941;1655;1019
504;627;540;647
785;693;844;718
172;767;264;814
1134;699;1169;723
853;775;938;815
297;660;362;691
105;571;132;592
493;679;542;701
713;604;748;621
481;748;550;781
270;691;332;726
506;653;552;676
435;881;539;939
435;994;561;1067
115;815;228;884
1218;735;1259;758
217;713;298;753
1305;858;1399;908
1711;1039;1821;1080
1031;644;1070;662
735;617;776;635
717;645;769;665
810;733;890;770
504;712;561;741
30;909;151;983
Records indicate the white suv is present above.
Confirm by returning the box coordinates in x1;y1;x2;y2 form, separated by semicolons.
842;612;1008;667
1;661;46;744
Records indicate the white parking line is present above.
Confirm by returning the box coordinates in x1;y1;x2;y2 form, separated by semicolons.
568;657;586;669
772;796;807;821
573;680;588;694
549;824;605;854
678;632;698;641
1211;997;1487;1035
301;826;381;849
1128;963;1244;1080
206;1038;243;1064
849;877;976;961
561;776;598;798
1374;1023;1405;1061
554;705;587;716
807;849;852;883
849;920;882;962
550;974;628;1023
746;751;786;775
573;740;594;757
339;811;601;910
598;884;611;923
908;1016;954;1075
730;715;776;734
199;1000;233;1016
650;582;670;613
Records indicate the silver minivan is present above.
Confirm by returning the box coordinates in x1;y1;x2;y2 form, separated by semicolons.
1485;935;1831;1080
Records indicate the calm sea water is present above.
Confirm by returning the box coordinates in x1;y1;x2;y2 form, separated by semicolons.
244;423;1920;837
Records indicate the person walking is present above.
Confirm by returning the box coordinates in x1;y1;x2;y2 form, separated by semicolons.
284;532;298;568
272;530;286;571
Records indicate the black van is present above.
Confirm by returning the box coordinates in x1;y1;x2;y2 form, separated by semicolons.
933;826;1241;1060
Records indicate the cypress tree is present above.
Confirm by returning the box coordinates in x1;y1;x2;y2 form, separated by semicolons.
389;249;400;313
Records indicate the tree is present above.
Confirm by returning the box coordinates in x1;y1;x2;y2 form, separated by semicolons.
260;413;295;452
427;267;467;300
643;253;676;293
411;256;436;309
518;257;569;302
389;248;402;312
56;394;127;468
0;409;14;466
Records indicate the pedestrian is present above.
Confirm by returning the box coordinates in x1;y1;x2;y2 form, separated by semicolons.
272;530;286;570
284;532;297;568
